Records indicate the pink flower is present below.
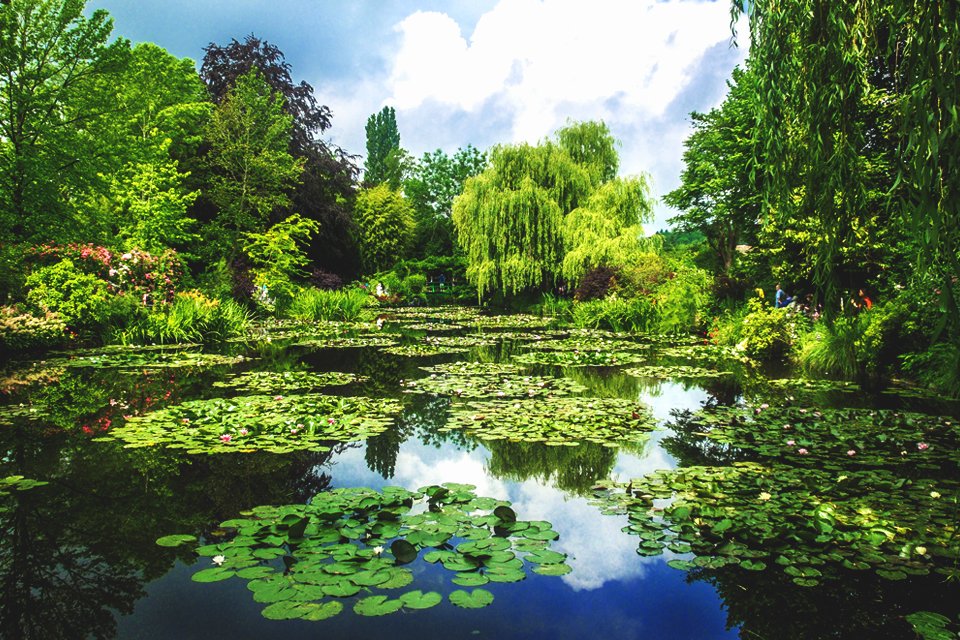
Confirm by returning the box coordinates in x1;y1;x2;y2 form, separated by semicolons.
786;440;796;446
917;442;929;451
847;449;856;456
220;434;232;443
273;395;283;401
239;428;248;436
760;403;769;410
797;448;809;455
327;418;336;425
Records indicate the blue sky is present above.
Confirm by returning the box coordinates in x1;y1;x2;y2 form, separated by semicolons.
88;0;748;230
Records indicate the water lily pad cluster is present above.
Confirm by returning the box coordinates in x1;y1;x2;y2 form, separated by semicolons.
623;365;732;380
95;394;403;454
402;362;586;399
657;344;751;366
402;322;464;332
381;343;469;358
424;334;502;348
446;397;656;446
212;371;363;394
469;314;556;329
293;335;399;349
387;307;480;322
53;349;250;370
589;404;960;587
513;349;648;368
526;335;650;353
689;405;959;468
158;484;568;621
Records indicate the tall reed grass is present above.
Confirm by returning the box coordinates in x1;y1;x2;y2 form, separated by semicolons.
287;287;370;322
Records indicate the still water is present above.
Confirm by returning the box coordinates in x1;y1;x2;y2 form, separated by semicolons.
1;310;957;639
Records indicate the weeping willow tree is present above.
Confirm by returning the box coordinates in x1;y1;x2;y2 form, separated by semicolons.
453;122;618;299
561;175;654;285
732;1;960;330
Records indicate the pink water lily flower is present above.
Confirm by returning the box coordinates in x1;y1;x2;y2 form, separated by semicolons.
797;448;809;455
219;434;232;443
239;428;248;436
847;449;856;456
917;442;929;451
273;395;283;401
786;440;796;446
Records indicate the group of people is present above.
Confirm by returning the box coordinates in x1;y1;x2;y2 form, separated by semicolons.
773;283;872;317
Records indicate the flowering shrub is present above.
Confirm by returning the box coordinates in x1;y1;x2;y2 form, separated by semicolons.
29;243;183;305
0;305;68;352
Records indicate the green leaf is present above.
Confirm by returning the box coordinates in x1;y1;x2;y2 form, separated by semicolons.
353;595;404;617
399;590;443;610
449;588;494;609
156;534;197;548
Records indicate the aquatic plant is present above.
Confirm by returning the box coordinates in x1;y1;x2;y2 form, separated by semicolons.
156;484;568;620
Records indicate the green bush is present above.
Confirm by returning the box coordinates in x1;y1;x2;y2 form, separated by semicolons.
572;296;658;333
738;298;793;361
25;259;112;334
0;306;68;352
288;287;370;322
654;265;712;335
116;291;251;345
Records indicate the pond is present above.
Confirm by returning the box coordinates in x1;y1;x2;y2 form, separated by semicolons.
1;307;958;640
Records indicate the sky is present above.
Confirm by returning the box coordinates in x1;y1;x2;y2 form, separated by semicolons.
88;0;749;231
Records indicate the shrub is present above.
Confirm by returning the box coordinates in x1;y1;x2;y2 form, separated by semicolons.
310;269;344;291
572;296;658;334
0;306;68;352
288;287;370;322
901;342;960;398
25;259;112;333
116;291;252;344
653;265;712;335
534;293;574;321
574;266;619;302
738;298;793;361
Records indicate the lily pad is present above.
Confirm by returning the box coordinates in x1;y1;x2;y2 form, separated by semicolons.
449;588;494;609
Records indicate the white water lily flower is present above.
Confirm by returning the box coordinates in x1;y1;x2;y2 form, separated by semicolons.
373;546;384;555
212;555;225;566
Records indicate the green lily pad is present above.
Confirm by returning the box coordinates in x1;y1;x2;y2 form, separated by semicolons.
449;588;494;609
155;534;197;547
353;595;404;616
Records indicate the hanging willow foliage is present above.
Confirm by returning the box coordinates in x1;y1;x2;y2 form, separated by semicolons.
453;140;594;298
732;1;960;330
561;176;653;285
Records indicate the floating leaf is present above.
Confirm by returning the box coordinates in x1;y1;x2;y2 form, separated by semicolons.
449;588;494;609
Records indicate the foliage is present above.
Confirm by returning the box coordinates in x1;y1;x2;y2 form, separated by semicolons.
402;361;586;399
737;298;795;361
212;370;362;394
561;176;653;285
287;287;370;323
405;145;487;257
0;306;67;352
29;243;183;305
308;269;343;291
664;66;762;274
353;184;414;274
242;213;319;309
445;397;656;446
574;266;620;302
571;297;658;334
363;106;402;188
652;263;713;335
158;484;566;620
97;393;403;454
0;0;129;243
453;123;600;299
25;260;112;333
200;34;359;278
115;291;252;345
203;68;304;242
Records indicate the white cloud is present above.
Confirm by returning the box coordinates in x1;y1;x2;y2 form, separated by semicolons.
380;0;748;229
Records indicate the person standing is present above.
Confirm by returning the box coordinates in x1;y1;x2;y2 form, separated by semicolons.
775;284;792;308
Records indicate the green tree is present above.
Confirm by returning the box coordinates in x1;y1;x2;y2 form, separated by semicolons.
203;68;304;247
454;122;616;299
664;66;762;275
0;0;129;243
405;145;487;257
242;213;319;306
730;1;960;327
363;106;402;187
353;184;414;274
561;175;654;286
